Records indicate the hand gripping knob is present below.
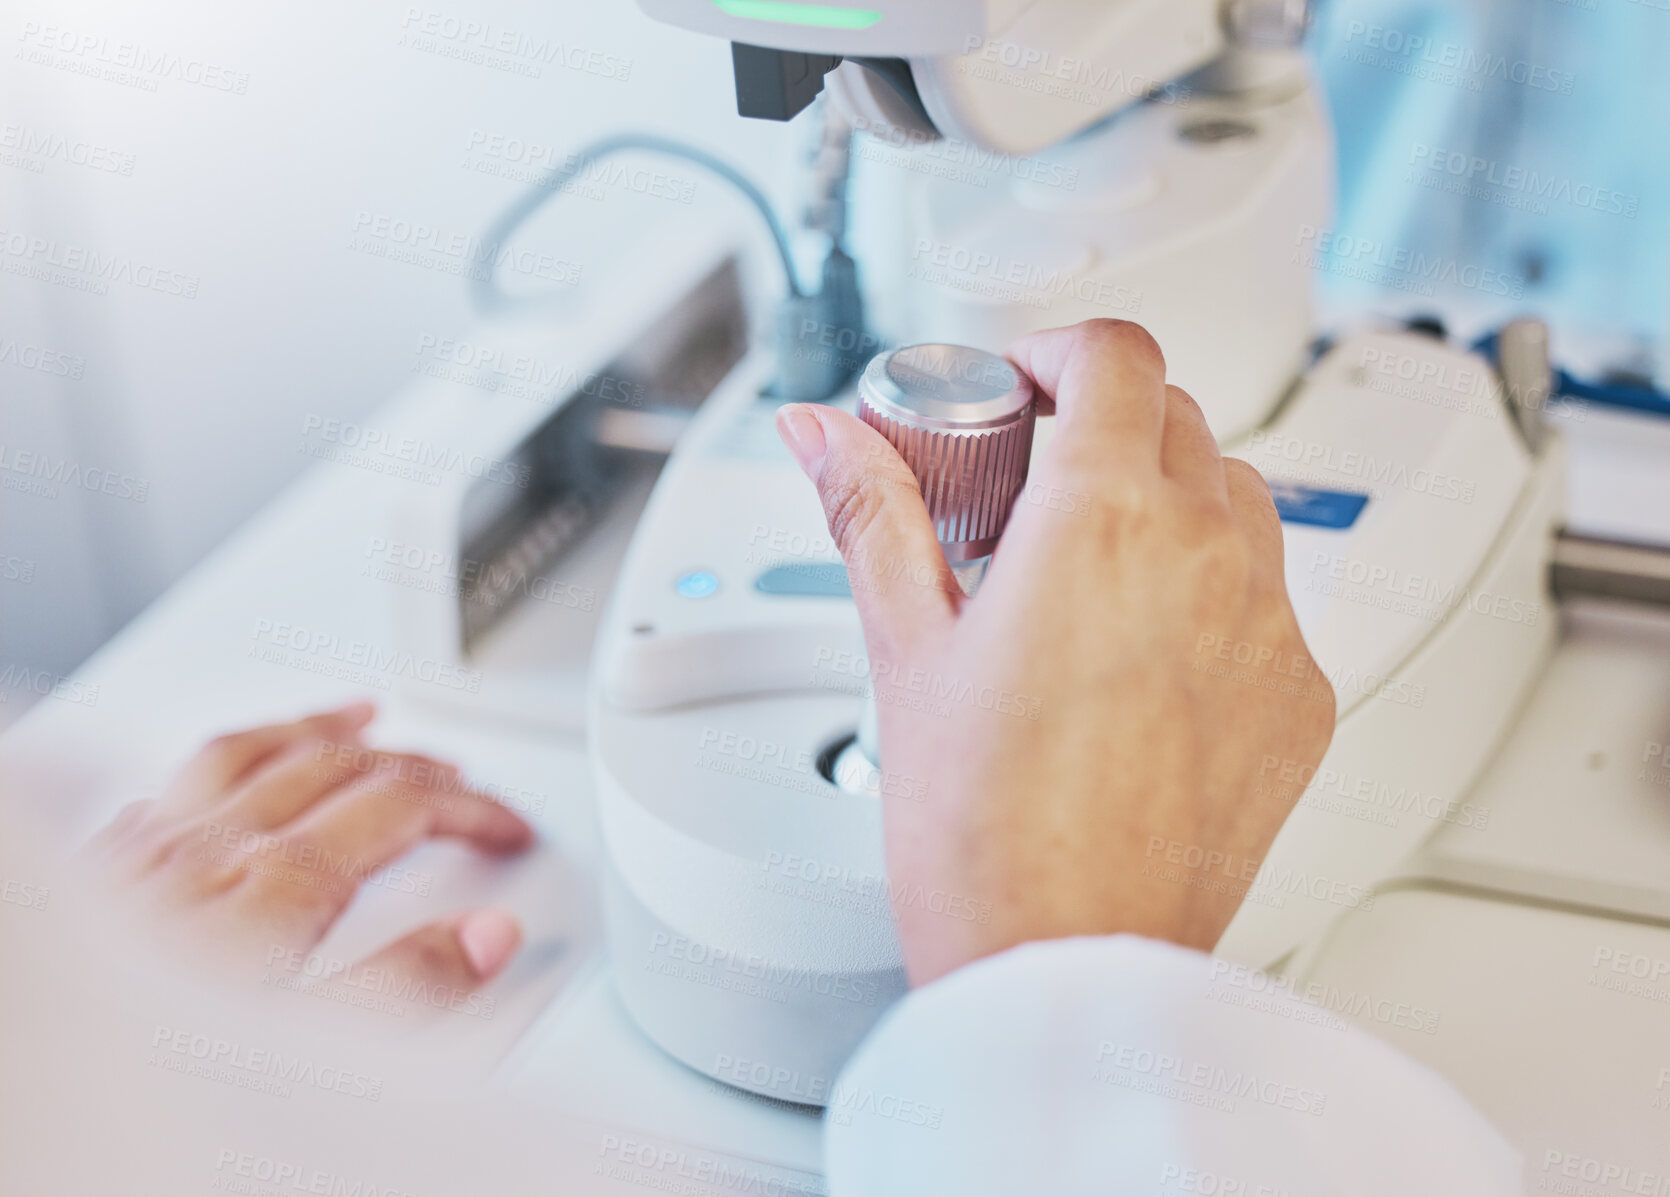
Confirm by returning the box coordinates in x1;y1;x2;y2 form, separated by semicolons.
832;345;1037;786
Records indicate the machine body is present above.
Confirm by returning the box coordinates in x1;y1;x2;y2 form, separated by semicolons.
591;0;1564;1103
591;326;1559;1101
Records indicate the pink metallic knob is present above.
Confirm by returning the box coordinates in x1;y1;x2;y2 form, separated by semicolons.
856;344;1036;564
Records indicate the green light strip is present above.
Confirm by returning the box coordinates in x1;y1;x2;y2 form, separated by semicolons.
713;0;882;30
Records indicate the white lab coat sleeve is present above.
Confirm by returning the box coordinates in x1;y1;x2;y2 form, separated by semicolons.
823;935;1522;1197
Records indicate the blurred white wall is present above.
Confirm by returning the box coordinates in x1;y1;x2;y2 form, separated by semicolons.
11;0;1665;722
0;0;803;703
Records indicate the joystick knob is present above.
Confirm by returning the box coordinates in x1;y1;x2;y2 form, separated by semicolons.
856;344;1037;569
831;345;1037;790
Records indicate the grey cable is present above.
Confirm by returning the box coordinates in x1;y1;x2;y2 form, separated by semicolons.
470;132;804;313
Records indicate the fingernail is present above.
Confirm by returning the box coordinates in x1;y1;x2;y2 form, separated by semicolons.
457;908;521;978
776;405;827;476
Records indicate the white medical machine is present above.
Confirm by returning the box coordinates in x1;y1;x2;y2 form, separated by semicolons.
584;0;1579;1103
389;0;1670;1156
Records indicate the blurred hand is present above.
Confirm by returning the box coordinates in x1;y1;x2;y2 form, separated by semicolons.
84;701;534;995
776;320;1335;985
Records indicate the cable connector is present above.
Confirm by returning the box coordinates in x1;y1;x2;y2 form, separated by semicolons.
775;244;874;402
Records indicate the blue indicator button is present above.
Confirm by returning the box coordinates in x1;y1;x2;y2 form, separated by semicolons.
755;563;852;597
1268;482;1371;530
675;570;720;599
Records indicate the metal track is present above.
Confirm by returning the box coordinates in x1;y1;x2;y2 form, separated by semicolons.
1551;532;1670;608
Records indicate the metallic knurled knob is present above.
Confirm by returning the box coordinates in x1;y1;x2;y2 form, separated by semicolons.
856;344;1036;564
1224;0;1311;47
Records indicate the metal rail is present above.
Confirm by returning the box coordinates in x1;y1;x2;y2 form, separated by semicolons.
1551;533;1670;608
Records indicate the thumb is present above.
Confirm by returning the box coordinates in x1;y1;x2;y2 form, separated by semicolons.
355;908;523;1000
776;403;960;654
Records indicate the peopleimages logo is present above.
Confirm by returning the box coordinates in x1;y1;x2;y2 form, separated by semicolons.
412;333;643;408
761;851;989;923
265;946;497;1018
1305;550;1540;629
594;1129;822;1196
0;124;136;175
646;931;881;1006
1207;960;1443;1035
300;414;529;488
248;618;482;694
1093;1041;1328;1115
213;1150;415;1197
0;230;200;298
1339;21;1576;95
398;9;633;82
810;646;1044;721
1294;225;1523;299
956;34;1191;107
910;238;1143;314
0;444;148;502
849;114;1081;191
1143;836;1377;912
462;130;695;203
148;1025;384;1101
1248;429;1478;505
15;22;252;94
1409;144;1638;218
0;879;50;911
348;211;581;286
1539;1150;1670;1197
0;338;85;378
362;535;596;613
1258;752;1490;831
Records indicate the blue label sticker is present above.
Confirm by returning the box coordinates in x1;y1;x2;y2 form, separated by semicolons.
1267;482;1370;530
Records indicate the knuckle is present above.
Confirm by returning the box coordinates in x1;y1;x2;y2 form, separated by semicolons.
1190;526;1254;607
199;732;249;770
112;798;158;831
1165;384;1201;410
1297;685;1339;750
352;751;410;785
1224;458;1275;503
1316;682;1339;728
362;753;414;785
244;870;343;928
1256;579;1294;618
1208;525;1255;578
1044;440;1118;496
405;932;461;982
1099;468;1156;514
1300;641;1339;727
1088;482;1156;544
139;825;192;873
409;755;459;787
